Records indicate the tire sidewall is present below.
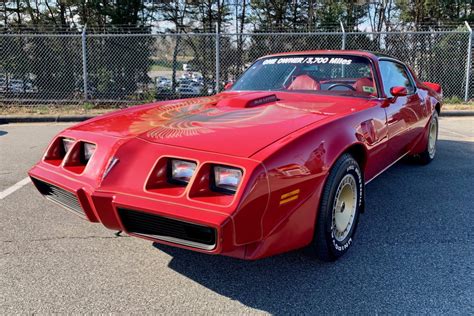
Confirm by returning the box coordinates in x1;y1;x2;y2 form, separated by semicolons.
428;112;439;160
324;158;363;258
419;111;439;164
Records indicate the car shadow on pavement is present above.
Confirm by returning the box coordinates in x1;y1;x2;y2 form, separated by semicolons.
153;139;473;314
0;130;8;136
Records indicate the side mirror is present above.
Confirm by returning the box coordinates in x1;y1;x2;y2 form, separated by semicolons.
390;86;408;98
224;81;233;90
423;81;442;95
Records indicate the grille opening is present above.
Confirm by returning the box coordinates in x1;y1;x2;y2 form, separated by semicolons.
118;208;216;250
31;177;84;215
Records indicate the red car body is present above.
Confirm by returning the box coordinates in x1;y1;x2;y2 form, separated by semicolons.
29;50;442;260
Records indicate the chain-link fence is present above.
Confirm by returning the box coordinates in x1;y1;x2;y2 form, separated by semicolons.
0;27;472;107
346;31;472;100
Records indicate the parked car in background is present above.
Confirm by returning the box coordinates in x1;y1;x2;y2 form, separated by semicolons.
156;77;171;89
191;72;203;82
29;50;442;261
0;79;35;93
177;81;202;95
9;79;25;92
0;78;6;92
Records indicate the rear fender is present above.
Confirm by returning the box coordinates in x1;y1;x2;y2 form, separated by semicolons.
410;107;437;155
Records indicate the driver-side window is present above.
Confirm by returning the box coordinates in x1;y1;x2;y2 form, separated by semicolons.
379;60;415;97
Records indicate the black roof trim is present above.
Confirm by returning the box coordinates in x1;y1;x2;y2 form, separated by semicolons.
361;50;397;59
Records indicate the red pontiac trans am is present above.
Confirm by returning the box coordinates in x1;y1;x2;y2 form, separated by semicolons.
29;50;442;261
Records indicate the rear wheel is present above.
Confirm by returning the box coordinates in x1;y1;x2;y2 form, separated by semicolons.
418;112;439;165
312;154;363;261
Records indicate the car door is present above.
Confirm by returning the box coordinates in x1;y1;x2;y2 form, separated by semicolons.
379;59;424;160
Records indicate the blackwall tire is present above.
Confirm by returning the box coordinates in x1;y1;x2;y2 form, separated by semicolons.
312;153;363;261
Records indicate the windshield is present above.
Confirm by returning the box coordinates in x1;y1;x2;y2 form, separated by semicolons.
231;55;377;97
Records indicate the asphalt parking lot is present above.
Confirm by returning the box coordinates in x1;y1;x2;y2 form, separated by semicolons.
0;117;473;314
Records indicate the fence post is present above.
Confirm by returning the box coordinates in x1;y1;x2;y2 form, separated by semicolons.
464;21;472;102
82;24;88;100
215;23;220;93
340;21;346;77
340;21;346;50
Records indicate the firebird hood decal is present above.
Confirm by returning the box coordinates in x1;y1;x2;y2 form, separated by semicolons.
70;92;373;157
130;102;305;139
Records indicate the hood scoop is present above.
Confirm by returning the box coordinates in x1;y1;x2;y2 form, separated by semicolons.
216;92;278;108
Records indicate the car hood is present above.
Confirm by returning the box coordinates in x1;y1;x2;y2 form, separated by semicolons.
71;91;373;157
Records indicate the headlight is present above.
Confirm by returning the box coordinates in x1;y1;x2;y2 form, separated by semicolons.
82;142;96;162
62;138;75;154
213;166;243;194
170;159;197;184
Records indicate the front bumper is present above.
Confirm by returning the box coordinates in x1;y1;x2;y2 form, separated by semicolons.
29;163;249;259
29;155;323;260
91;190;242;257
118;207;217;251
29;166;99;222
28;133;279;260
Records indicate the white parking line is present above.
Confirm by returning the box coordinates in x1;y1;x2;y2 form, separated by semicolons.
0;177;31;200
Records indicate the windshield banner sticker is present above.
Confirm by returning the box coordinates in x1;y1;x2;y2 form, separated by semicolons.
263;57;352;65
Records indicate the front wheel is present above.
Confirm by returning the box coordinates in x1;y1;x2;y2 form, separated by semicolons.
418;111;439;165
311;154;363;261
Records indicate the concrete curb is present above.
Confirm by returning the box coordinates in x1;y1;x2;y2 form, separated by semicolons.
440;111;474;117
0;115;95;124
0;111;473;124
